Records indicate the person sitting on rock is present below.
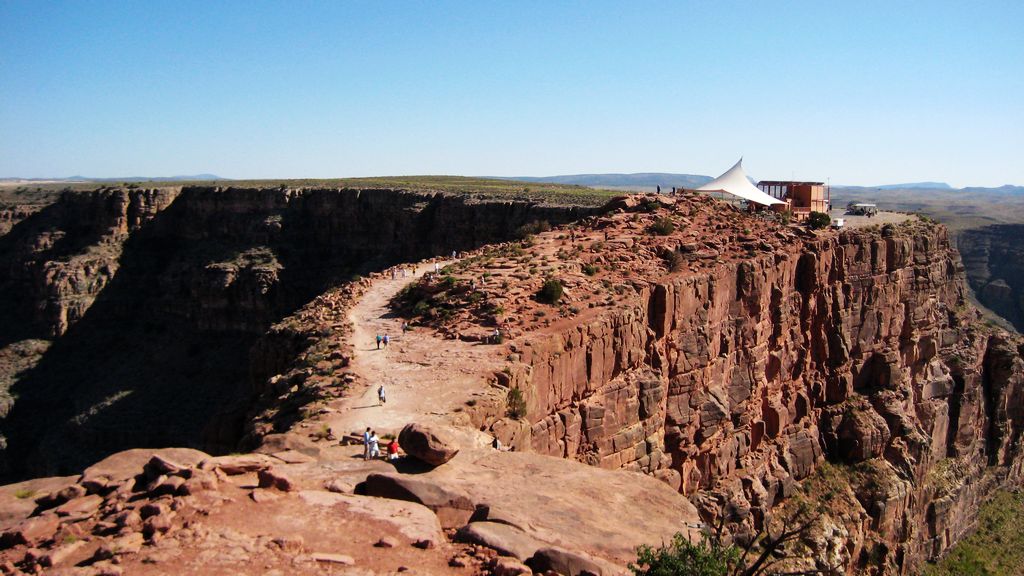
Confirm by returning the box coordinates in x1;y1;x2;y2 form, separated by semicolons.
387;438;400;461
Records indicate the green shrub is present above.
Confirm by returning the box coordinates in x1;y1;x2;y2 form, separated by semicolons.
807;211;832;230
506;386;527;419
649;217;675;236
630;533;742;576
536;278;564;305
582;263;599;276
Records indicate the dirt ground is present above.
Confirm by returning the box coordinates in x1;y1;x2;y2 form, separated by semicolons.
830;208;913;228
323;261;504;443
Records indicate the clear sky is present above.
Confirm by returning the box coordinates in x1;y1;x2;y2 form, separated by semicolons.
1;1;1021;187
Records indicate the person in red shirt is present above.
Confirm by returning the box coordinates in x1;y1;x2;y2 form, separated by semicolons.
387;439;400;461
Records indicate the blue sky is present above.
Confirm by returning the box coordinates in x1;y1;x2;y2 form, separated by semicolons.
1;1;1021;187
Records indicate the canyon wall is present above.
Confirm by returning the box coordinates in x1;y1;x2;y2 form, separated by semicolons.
500;223;1024;573
957;224;1024;332
0;186;593;480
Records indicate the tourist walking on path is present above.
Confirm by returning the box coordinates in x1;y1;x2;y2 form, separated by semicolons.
375;334;382;350
368;431;381;459
378;384;387;405
363;427;372;460
383;334;390;348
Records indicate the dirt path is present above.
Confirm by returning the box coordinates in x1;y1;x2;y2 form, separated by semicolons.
324;261;504;441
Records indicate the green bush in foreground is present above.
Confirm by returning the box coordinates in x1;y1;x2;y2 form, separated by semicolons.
630;533;742;576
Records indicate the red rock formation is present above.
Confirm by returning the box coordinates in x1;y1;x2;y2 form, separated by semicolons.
429;197;1024;574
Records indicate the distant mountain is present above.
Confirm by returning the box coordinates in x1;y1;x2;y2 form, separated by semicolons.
496;173;713;189
68;174;227;182
875;182;953;190
1;174;226;183
962;185;1024;195
833;184;1024;195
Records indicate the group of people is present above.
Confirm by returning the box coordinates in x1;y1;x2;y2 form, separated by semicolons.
362;427;400;461
375;333;390;349
390;265;420;280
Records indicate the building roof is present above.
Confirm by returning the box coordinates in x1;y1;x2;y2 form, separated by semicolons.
696;159;786;206
757;180;825;186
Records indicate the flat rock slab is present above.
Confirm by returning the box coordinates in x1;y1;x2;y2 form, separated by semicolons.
55;494;103;519
271;450;317;464
297;490;442;544
383;446;700;566
0;475;77;529
456;521;542;561
202;453;278;475
312;552;355;565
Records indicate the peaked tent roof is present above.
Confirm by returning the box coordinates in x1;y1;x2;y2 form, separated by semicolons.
696;159;785;206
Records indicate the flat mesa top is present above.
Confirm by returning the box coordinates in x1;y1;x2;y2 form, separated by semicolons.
1;176;624;208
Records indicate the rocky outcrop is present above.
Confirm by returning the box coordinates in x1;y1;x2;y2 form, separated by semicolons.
0;186;593;480
957;224;1024;331
468;204;1024;573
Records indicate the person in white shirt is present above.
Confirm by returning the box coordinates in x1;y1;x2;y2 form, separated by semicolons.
368;431;381;459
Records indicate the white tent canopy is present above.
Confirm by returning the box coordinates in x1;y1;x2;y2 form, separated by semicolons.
696;158;785;206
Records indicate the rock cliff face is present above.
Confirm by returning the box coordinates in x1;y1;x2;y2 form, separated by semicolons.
957;224;1024;331
0;187;593;480
0;189;178;343
494;217;1023;573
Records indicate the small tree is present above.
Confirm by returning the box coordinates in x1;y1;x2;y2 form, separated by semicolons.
536;278;564;305
630;533;742;576
807;211;831;230
506;386;527;419
631;508;821;576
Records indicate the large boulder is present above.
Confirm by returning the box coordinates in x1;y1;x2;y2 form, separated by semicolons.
398;423;459;466
363;473;475;528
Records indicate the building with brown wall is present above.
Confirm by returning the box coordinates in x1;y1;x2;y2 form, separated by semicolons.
757;181;829;220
